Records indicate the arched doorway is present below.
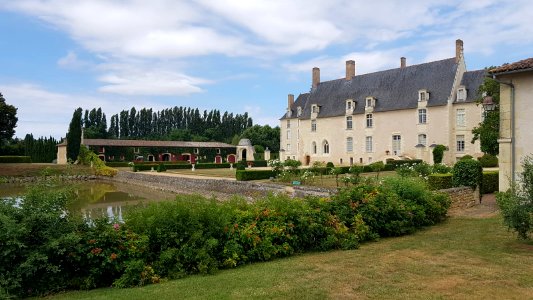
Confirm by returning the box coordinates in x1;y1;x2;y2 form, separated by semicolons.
162;153;171;161
147;155;155;162
181;153;191;163
98;154;105;161
227;154;236;163
215;155;222;164
241;149;247;161
305;155;310;166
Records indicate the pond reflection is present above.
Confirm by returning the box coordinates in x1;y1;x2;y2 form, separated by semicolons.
1;180;176;220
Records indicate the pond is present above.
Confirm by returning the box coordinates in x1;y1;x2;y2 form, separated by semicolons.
0;180;176;221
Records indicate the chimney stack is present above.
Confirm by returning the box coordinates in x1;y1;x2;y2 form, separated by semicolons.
345;60;356;80
288;94;294;109
312;67;320;89
455;39;464;63
400;57;406;68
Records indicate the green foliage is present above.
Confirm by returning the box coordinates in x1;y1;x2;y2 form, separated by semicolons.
478;154;498;167
105;162;131;167
235;161;246;170
67;108;83;162
496;156;533;239
452;159;483;190
385;159;423;168
240;125;280;152
0;155;31;163
236;170;276;181
78;146;118;176
284;159;302;171
0;92;18;145
157;164;167;172
481;171;499;194
326;162;335;169
432;163;452;174
432;145;447;164
428;173;453;190
460;155;474;160
472;77;500;156
23;134;59;163
133;164;159;172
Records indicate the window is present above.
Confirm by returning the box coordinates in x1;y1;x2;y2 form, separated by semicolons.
311;120;317;132
456;135;465;152
365;97;375;108
456;109;466;127
216;148;221;154
392;135;401;155
312;141;317;154
323;140;330;154
312;105;319;113
287;120;290;128
366;114;373;128
297;106;302;117
365;136;373;153
287;144;291;152
418;134;427;146
346;100;352;110
457;88;466;101
419;91;427;101
194;148;199;154
287;129;291;139
418;109;427;124
346;116;353;129
346;137;353;152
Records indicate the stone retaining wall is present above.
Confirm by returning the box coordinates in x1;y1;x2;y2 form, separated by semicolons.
439;186;479;209
108;171;335;200
2;175;98;184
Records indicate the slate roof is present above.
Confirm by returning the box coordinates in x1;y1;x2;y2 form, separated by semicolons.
282;57;463;120
82;139;235;148
489;58;533;74
459;69;486;103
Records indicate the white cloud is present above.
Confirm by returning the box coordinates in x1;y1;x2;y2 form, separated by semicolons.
57;51;90;69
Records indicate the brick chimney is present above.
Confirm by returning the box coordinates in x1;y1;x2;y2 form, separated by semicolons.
400;57;406;68
455;39;464;63
287;94;294;109
312;67;320;89
346;60;355;80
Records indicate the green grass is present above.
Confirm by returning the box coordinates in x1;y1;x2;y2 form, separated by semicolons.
45;215;533;300
0;163;93;177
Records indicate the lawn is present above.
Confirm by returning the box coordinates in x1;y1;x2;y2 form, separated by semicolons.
0;163;93;177
46;215;533;300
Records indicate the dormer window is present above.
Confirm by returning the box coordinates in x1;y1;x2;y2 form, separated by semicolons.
419;90;429;102
286;109;292;118
365;97;375;108
312;104;319;114
297;106;302;117
346;99;353;111
457;87;467;102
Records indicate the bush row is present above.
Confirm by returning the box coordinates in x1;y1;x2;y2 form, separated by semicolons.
427;171;499;194
0;177;450;298
0;156;32;163
105;162;131;167
236;170;277;181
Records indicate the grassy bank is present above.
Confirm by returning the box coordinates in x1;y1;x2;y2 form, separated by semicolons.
0;163;92;177
46;216;533;300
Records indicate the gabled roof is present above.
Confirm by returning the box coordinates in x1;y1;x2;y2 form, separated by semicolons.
458;69;486;103
82;139;235;148
282;57;460;120
489;58;533;75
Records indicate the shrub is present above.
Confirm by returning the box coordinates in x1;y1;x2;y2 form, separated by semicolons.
432;145;447;164
428;173;453;190
481;171;499;194
235;161;246;170
251;160;268;167
386;159;423;168
326;162;334;169
105;162;131;167
496;156;533;239
268;159;284;174
0;156;32;163
196;163;231;169
133;164;158;172
460;155;474;160
452;159;483;190
236;170;277;181
157;164;167;172
432;163;452;174
478;154;498;167
78;147;118;177
284;159;302;171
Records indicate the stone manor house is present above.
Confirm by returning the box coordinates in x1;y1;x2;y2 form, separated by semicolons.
280;40;485;166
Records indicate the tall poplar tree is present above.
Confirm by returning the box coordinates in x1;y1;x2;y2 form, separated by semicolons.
66;108;83;161
0;92;18;145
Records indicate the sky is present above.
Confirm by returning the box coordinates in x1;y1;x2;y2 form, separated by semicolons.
1;0;532;140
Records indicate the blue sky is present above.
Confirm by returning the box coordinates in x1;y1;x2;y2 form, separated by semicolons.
1;0;532;139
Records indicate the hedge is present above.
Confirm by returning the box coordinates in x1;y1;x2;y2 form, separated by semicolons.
133;164;159;172
428;173;453;190
195;163;231;169
236;170;277;181
482;171;499;194
386;159;423;168
478;154;498;168
105;162;130;167
0;156;32;163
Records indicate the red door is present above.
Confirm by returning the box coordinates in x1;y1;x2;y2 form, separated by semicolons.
215;156;222;164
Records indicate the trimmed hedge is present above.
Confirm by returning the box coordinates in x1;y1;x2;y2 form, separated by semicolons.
428;173;453;190
105;162;130;167
250;160;268;167
482;171;499;194
133;164;159;172
478;154;498;168
386;159;423;168
196;163;231;169
0;156;32;163
236;170;277;181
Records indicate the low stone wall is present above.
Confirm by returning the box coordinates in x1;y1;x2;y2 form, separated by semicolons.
108;171;335;200
439;186;479;209
2;175;98;184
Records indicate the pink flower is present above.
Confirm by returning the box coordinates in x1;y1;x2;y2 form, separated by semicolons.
113;223;120;231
